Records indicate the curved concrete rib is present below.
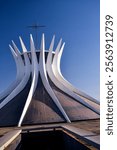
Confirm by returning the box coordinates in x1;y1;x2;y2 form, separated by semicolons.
18;35;39;127
39;34;71;123
12;40;25;78
46;38;99;115
0;37;31;109
0;45;23;101
53;43;100;105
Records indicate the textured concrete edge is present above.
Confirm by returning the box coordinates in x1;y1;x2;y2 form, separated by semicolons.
0;130;21;150
0;121;100;150
61;125;100;149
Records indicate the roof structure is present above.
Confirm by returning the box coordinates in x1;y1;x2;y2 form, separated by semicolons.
0;34;100;127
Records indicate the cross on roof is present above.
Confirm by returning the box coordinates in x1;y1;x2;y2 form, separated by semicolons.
27;23;46;49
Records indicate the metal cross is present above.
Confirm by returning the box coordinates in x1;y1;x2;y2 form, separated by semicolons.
27;24;46;49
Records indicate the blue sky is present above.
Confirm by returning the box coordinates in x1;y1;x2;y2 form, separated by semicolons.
0;0;100;100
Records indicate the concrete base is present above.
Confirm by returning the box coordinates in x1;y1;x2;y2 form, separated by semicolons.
0;130;21;150
0;120;100;150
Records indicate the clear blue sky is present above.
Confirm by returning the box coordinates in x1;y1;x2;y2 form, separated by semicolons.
0;0;100;100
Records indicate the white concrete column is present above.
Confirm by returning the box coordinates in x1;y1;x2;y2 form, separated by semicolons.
39;34;71;123
18;35;39;127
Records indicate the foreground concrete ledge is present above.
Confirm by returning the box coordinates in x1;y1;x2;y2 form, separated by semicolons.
22;123;100;148
0;129;21;150
62;125;100;148
0;122;99;149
